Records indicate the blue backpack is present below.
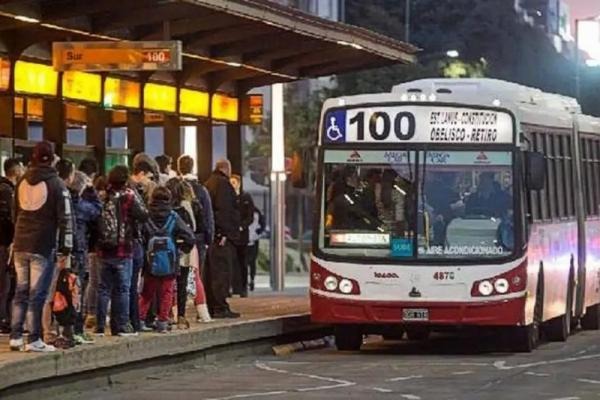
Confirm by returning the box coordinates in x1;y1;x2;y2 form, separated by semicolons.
147;212;178;277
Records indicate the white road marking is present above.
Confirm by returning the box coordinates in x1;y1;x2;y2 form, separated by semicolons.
426;362;490;367
204;391;287;400
400;395;421;400
372;387;393;393
451;371;474;375
255;361;356;392
548;397;579;400
388;375;424;382
493;353;600;370
524;372;550;377
577;378;600;385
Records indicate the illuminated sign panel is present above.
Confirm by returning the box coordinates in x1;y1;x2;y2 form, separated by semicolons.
15;61;58;96
180;88;209;117
53;41;182;71
212;94;238;122
0;58;9;91
578;20;600;66
144;83;176;113
241;94;263;124
63;71;101;103
104;77;140;109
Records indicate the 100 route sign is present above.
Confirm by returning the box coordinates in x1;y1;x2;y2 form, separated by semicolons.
53;41;182;71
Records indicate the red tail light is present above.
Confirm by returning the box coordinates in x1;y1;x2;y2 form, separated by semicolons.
311;260;361;295
471;261;527;297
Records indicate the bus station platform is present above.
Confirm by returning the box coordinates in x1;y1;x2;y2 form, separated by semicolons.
0;291;313;394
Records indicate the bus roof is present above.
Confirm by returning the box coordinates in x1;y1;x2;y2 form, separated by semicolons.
322;78;600;136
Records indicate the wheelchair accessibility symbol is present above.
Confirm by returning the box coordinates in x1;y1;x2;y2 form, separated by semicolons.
324;110;346;142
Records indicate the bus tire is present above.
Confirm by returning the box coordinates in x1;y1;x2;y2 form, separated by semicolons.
405;327;430;341
334;325;363;351
511;275;543;352
581;304;600;330
545;272;574;342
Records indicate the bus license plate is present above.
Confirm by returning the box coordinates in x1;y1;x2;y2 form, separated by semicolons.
403;308;429;321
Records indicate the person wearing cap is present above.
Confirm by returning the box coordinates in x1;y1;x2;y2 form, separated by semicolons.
9;141;74;352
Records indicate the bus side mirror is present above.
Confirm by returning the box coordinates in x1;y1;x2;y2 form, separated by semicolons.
525;151;546;191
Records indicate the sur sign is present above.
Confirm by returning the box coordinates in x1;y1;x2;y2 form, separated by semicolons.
53;41;182;71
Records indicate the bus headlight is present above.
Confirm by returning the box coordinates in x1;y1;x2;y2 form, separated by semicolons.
339;279;354;294
324;276;339;291
494;278;509;294
478;280;494;296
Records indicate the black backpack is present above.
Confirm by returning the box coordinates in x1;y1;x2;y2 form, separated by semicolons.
97;193;124;250
186;179;207;235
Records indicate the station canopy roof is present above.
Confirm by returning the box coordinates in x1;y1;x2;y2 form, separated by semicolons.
0;0;417;93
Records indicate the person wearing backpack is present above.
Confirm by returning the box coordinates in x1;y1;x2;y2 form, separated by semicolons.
10;142;73;352
139;186;195;333
0;158;24;333
96;165;149;337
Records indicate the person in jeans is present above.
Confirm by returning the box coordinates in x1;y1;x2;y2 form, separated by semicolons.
203;159;240;319
0;158;24;333
96;165;148;337
139;186;195;333
10;141;73;352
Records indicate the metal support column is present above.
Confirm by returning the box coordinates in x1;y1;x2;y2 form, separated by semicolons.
226;122;242;176
197;119;213;182
270;83;285;291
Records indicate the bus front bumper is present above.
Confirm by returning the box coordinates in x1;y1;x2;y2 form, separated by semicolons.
310;292;526;326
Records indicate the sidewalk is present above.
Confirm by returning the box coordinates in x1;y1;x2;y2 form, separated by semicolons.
0;290;311;392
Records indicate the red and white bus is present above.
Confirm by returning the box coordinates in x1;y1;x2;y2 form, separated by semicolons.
310;78;600;352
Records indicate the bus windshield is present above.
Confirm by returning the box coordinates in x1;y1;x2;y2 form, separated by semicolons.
319;149;514;261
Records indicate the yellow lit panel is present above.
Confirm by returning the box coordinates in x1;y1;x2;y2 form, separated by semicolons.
104;77;140;109
14;97;24;116
212;93;238;122
144;83;176;113
180;88;209;117
0;58;9;91
15;61;58;96
65;103;87;124
63;70;101;103
28;98;44;120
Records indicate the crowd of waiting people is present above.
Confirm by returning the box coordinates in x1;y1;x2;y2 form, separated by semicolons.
0;141;265;352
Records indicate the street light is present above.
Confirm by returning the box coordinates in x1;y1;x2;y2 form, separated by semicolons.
575;15;600;100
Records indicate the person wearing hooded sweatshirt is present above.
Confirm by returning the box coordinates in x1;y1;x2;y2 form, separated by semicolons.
0;158;24;333
139;186;195;333
9;141;73;352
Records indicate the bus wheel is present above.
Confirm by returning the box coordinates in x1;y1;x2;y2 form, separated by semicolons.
334;325;363;351
405;327;430;341
511;278;543;352
581;304;600;330
545;273;574;342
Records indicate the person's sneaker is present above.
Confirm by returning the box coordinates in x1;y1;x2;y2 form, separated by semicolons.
249;280;255;292
212;310;241;319
74;333;95;345
52;336;75;350
156;320;169;333
139;321;154;332
84;315;97;330
177;316;190;330
117;324;139;337
9;338;24;351
25;339;56;352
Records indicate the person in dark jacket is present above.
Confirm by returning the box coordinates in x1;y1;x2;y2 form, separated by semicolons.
0;158;24;333
203;159;241;318
139;186;195;333
69;171;101;343
10;141;73;352
229;174;255;297
96;165;149;337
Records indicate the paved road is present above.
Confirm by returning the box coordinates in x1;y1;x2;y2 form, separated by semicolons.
82;329;600;400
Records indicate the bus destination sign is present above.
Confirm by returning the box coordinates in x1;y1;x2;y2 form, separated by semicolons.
322;106;513;145
53;41;182;72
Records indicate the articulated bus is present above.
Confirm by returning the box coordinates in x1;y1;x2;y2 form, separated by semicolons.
310;78;600;352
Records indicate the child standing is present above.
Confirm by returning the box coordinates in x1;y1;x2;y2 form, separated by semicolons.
139;187;195;333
